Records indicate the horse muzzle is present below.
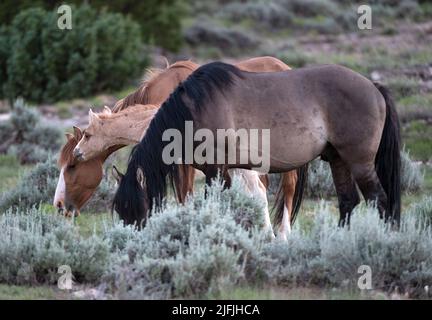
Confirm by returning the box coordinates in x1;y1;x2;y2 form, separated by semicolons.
73;147;84;161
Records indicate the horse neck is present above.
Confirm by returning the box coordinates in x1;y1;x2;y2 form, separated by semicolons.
100;108;157;145
146;66;196;105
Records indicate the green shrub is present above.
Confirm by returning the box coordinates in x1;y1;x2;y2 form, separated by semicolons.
4;5;146;103
88;0;185;52
0;26;9;99
0;1;183;52
0;207;110;284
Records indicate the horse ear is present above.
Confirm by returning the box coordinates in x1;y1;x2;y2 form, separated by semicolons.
103;106;112;114
73;126;82;139
136;167;146;189
112;165;124;184
65;133;74;142
162;56;170;69
89;109;100;124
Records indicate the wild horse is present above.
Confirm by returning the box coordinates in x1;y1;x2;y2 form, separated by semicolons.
113;62;401;228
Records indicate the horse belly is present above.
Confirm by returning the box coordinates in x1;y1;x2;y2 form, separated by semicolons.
269;124;327;171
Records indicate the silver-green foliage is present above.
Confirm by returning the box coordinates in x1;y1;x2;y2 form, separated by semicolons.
102;177;266;299
0;99;61;164
400;148;424;193
0;156;117;213
409;196;432;227
0;207;110;284
306;149;423;198
261;202;432;298
0;156;58;212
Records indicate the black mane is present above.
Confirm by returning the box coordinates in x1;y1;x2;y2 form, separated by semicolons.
112;62;243;226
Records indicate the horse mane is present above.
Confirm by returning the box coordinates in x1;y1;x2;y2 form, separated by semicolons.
58;136;79;167
96;104;159;120
112;60;199;113
112;61;244;226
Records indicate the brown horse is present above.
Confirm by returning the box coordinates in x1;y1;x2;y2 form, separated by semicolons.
113;62;401;229
54;126;123;216
55;57;305;237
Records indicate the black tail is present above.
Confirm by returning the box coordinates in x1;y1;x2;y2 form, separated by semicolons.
272;164;308;228
374;83;401;225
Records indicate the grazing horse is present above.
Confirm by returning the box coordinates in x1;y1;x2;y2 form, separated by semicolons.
55;126;123;216
74;104;276;233
112;62;401;229
55;57;306;238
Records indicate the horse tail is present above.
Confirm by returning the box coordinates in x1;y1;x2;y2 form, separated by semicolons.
374;82;401;225
291;164;308;225
273;164;308;228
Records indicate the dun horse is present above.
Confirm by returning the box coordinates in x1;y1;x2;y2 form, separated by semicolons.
113;62;401;228
54;57;306;238
74;104;276;234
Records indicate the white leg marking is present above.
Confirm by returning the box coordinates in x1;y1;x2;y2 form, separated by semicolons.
53;167;66;207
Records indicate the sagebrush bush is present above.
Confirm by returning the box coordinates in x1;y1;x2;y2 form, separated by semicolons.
220;1;293;29
278;0;339;18
184;20;259;54
102;177;266;299
1;179;431;298
400;148;424;193
0;207;110;285
261;203;432;298
0;99;61;164
304;149;423;199
409;196;432;227
0;155;117;213
3;5;146;103
306;159;335;198
0;156;58;212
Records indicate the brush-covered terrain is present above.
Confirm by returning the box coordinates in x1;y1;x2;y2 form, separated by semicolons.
0;0;431;299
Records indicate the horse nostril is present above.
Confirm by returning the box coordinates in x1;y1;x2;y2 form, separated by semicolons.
73;148;83;159
56;201;64;209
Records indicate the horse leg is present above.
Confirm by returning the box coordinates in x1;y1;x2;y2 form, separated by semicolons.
329;156;360;226
187;166;195;195
235;169;274;238
177;164;195;204
276;172;296;241
349;162;388;220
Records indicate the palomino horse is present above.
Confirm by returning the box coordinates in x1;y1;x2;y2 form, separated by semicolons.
73;104;275;233
54;57;306;236
112;62;401;229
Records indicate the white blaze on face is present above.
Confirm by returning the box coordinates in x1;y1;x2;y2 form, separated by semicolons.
53;167;66;208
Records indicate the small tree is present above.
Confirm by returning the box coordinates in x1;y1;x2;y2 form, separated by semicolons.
4;5;146;103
